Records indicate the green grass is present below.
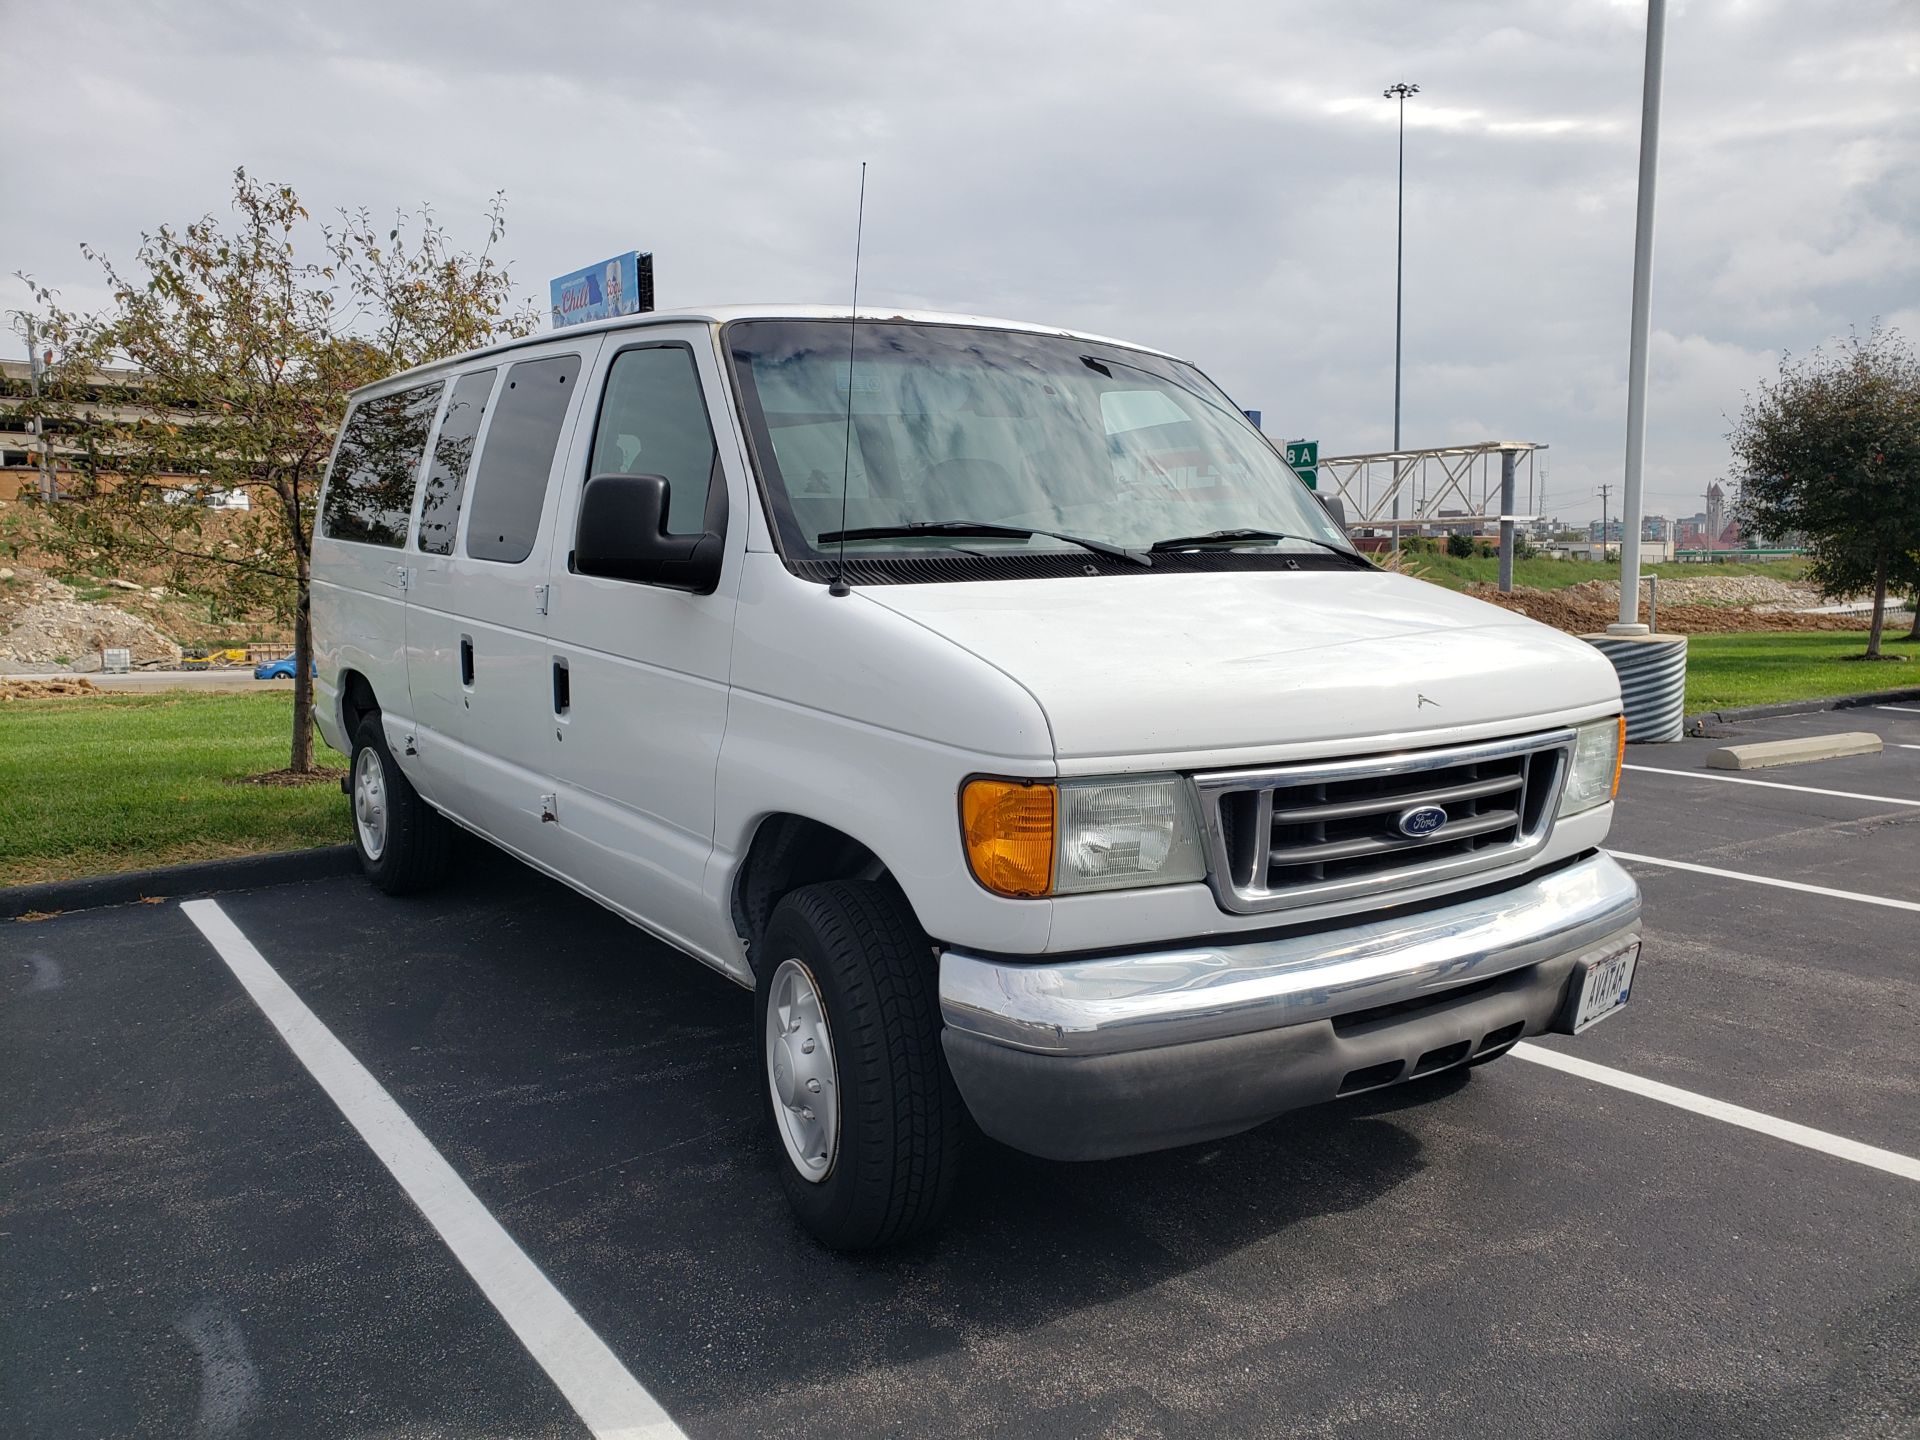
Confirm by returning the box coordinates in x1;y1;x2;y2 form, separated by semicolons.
0;692;347;889
1684;630;1916;712
1409;554;1809;593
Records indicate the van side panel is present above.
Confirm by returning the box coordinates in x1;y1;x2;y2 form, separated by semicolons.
403;339;603;856
537;327;745;964
311;379;446;759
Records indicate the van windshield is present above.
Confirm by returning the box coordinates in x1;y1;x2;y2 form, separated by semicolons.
726;320;1354;567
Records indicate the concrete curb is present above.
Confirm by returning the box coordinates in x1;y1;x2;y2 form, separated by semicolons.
1686;686;1920;732
2;845;357;920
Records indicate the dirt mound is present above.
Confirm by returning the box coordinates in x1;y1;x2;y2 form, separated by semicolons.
0;677;102;700
0;572;182;668
1474;586;1876;635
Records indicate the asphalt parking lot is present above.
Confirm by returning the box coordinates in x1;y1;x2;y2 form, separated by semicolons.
6;705;1918;1439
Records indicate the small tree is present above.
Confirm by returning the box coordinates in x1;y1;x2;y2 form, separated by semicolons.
1445;532;1475;559
1731;327;1920;659
23;169;539;770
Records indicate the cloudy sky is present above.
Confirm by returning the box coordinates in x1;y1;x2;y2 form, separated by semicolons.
4;0;1915;522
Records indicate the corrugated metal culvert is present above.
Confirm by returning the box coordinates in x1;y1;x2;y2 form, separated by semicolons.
1585;633;1688;743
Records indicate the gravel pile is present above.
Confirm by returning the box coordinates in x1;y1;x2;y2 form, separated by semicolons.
0;575;183;668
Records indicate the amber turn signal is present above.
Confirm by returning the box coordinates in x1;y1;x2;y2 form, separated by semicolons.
1611;714;1626;799
961;778;1056;897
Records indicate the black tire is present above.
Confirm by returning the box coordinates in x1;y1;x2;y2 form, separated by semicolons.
348;714;453;896
755;880;963;1250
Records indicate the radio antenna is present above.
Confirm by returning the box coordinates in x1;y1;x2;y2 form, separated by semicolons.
828;161;867;598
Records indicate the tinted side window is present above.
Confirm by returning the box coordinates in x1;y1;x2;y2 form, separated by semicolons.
321;381;444;547
588;347;717;535
465;354;580;564
416;368;496;555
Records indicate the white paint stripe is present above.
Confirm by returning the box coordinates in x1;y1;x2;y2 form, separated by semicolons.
1606;850;1920;913
179;900;684;1440
1898;744;1920;751
1513;1043;1920;1184
1873;705;1920;714
1622;763;1920;808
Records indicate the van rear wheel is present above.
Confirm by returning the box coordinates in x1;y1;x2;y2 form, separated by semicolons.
756;880;962;1250
349;715;452;895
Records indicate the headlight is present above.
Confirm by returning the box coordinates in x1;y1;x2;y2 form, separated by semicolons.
1559;716;1625;816
961;774;1208;897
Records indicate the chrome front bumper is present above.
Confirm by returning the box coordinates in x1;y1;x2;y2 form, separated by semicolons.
938;852;1642;1160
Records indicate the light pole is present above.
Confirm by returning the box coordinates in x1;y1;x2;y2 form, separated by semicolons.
1384;81;1418;555
1611;0;1665;633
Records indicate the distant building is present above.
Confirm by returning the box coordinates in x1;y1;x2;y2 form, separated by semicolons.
0;359;194;502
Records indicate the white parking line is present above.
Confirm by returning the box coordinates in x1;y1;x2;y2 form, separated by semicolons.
1622;764;1920;807
1874;705;1920;714
1514;1043;1920;1184
1606;850;1920;913
180;900;685;1440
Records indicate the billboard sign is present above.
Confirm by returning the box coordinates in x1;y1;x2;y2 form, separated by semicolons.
550;251;653;329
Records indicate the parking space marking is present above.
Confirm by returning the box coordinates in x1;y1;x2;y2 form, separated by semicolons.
1513;1043;1920;1184
1607;850;1920;913
1873;705;1920;714
179;900;685;1440
1621;764;1920;807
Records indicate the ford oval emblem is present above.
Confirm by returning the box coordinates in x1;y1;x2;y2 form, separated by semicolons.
1397;804;1449;838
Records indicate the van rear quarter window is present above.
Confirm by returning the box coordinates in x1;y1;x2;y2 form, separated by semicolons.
464;354;580;564
321;381;444;547
416;368;497;555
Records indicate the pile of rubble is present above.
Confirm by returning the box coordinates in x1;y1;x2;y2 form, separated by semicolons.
0;570;182;670
1477;589;1878;635
0;677;102;701
1536;576;1837;611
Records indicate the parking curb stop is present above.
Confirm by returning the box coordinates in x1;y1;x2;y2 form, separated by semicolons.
1;845;358;920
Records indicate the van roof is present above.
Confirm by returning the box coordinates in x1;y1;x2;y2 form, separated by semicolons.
354;304;1184;398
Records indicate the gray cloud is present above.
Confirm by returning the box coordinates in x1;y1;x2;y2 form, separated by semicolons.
4;0;1915;521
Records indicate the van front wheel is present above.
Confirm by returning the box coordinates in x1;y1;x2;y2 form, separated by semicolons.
349;715;452;895
756;880;962;1250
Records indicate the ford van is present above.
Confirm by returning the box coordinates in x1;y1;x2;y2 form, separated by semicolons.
311;305;1642;1249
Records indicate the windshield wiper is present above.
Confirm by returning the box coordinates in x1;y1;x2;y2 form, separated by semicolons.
815;520;1152;566
1148;528;1367;563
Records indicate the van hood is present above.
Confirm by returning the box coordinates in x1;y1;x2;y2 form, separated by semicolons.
859;570;1620;762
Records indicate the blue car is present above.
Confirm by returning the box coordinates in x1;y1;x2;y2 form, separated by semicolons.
252;656;311;680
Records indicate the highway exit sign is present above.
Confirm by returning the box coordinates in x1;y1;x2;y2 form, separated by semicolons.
1285;440;1318;489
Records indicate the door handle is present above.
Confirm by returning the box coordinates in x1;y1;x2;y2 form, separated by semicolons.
459;635;474;688
552;657;570;716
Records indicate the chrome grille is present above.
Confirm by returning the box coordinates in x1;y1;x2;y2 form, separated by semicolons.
1196;729;1575;914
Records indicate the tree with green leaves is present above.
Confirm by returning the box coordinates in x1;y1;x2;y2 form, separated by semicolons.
21;168;539;770
1731;327;1920;659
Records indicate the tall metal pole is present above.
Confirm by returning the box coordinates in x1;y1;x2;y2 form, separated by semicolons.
1612;0;1665;633
25;317;55;504
1385;81;1418;556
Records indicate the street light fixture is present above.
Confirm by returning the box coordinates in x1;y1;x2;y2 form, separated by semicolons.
1384;80;1419;555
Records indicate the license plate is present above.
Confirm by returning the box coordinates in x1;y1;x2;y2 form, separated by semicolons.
1572;945;1638;1032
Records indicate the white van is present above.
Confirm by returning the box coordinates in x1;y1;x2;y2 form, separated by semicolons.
312;305;1641;1249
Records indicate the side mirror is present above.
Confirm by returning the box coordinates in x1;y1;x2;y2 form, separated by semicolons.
1315;493;1348;531
573;473;724;593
